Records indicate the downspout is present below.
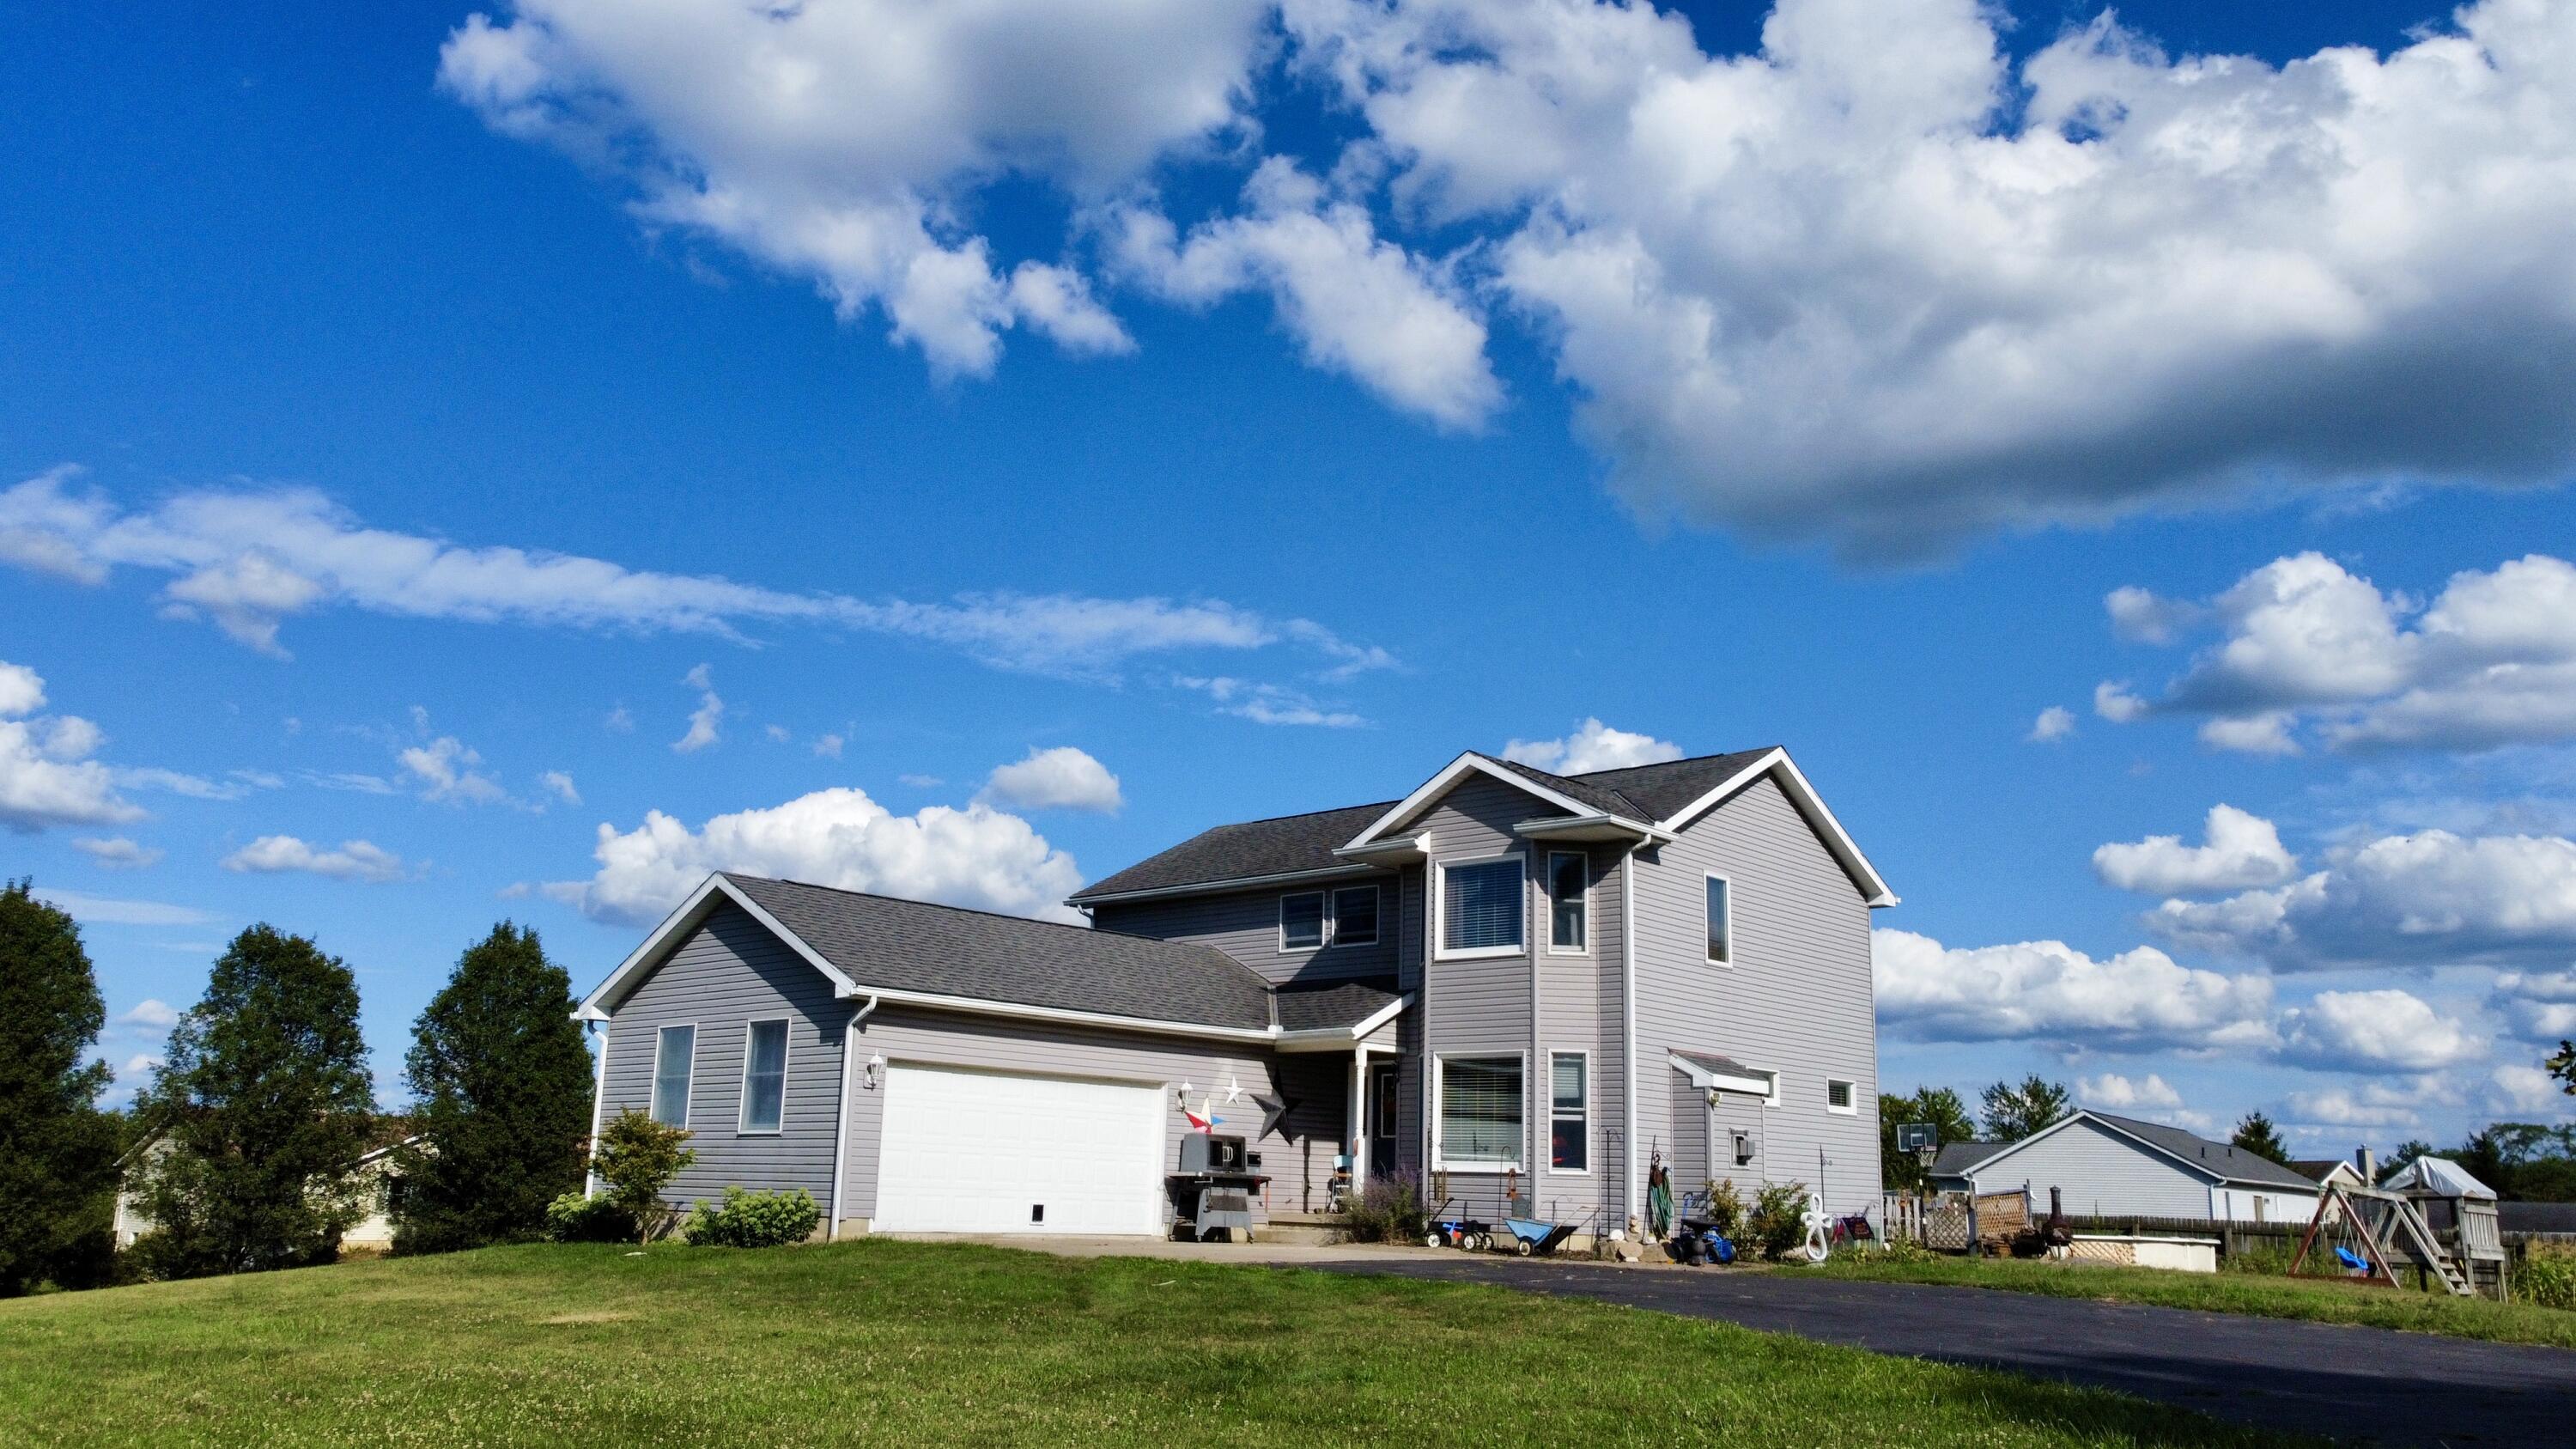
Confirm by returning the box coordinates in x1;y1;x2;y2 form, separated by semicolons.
1622;844;1639;1235
829;995;879;1240
583;1020;609;1198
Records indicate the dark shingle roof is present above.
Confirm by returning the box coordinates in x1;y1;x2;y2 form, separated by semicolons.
1673;1049;1765;1081
1930;1141;2007;1177
2500;1202;2576;1234
2087;1112;2323;1191
1070;748;1783;904
1274;979;1402;1032
2287;1159;2356;1183
721;874;1279;1031
1069;801;1395;903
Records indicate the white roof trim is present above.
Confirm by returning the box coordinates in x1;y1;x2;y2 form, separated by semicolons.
1668;1051;1774;1098
575;874;862;1021
1342;752;1655;852
1655;749;1898;908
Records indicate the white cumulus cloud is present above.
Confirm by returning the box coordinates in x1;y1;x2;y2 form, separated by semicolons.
979;746;1123;814
672;664;723;754
538;770;580;805
2093;805;2299;896
2026;706;2076;745
2277;989;2483;1072
0;659;143;831
1502;718;1685;776
72;835;162;869
544;786;1084;926
2148;827;2576;970
399;712;509;805
221;835;410;884
2077;1072;2184;1111
115;998;180;1030
1870;927;2277;1053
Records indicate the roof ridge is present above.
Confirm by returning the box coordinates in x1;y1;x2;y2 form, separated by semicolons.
1473;752;1656;820
1565;746;1780;779
1204;798;1400;829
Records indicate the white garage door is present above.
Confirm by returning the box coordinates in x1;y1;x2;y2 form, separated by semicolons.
875;1064;1165;1234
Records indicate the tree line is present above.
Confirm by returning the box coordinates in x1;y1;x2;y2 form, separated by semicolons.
0;879;595;1295
1879;1068;2576;1197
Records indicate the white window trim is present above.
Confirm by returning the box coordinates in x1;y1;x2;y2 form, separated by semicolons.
1331;883;1382;947
1278;890;1327;953
737;1018;792;1135
1434;850;1528;962
651;1021;697;1129
1432;1050;1528;1172
1759;1067;1782;1109
1546;850;1590;956
1826;1077;1857;1116
1546;1048;1592;1176
1704;871;1735;968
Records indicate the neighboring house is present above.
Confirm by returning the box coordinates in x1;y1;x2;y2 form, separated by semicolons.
1929;1111;2321;1224
575;746;1894;1239
2286;1157;2366;1191
112;1129;421;1252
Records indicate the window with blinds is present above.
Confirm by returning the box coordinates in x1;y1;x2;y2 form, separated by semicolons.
1332;885;1380;945
1441;856;1524;954
740;1020;788;1133
651;1024;695;1127
1439;1056;1523;1168
1550;1052;1588;1171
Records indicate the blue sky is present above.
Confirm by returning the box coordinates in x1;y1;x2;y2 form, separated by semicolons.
6;0;2573;1153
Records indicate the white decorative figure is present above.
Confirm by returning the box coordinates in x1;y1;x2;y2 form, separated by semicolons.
1801;1192;1831;1263
1223;1075;1243;1104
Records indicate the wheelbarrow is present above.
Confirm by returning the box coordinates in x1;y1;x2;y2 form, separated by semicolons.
1493;1215;1582;1257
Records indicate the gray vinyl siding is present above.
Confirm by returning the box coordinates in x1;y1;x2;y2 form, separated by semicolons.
837;1007;1322;1223
1091;877;1400;986
1418;776;1552;1218
1533;843;1620;1225
1956;1117;2216;1220
597;902;847;1209
1635;776;1881;1220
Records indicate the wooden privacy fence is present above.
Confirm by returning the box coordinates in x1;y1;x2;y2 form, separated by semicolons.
1883;1190;2029;1251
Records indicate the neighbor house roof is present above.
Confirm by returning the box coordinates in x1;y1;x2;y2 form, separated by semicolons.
1951;1111;2322;1193
1068;745;1892;906
2286;1159;2361;1184
576;873;1410;1044
1929;1142;2008;1178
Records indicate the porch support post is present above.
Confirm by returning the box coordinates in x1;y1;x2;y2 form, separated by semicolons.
1348;1043;1372;1186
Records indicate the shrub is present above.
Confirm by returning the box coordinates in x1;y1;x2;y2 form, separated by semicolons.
682;1187;823;1249
1344;1173;1429;1245
2521;1249;2576;1312
1875;1234;1939;1263
2221;1239;2302;1276
1747;1181;1811;1261
1698;1178;1747;1238
592;1110;696;1245
544;1191;634;1244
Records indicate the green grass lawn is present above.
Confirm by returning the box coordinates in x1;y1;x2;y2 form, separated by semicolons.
0;1240;2299;1448
1808;1251;2576;1349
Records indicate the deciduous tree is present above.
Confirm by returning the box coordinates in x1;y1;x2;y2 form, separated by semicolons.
1978;1075;2073;1143
0;881;119;1295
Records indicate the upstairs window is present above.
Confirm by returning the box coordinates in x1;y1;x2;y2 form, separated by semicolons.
1438;1056;1523;1170
739;1020;789;1134
1705;874;1733;965
1279;891;1325;950
1826;1078;1856;1116
651;1024;696;1128
1550;1052;1589;1172
1441;855;1524;958
1548;851;1589;953
1332;885;1380;946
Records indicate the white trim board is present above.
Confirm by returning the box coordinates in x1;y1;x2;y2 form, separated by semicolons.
1343;752;1662;854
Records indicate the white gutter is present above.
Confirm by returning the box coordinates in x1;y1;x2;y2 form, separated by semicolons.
828;995;878;1241
1622;845;1639;1233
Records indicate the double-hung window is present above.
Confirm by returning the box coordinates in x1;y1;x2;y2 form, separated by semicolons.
1332;885;1380;945
1549;1052;1589;1172
739;1020;789;1134
1547;851;1588;953
651;1024;696;1127
1437;1056;1523;1170
1279;891;1326;951
1440;855;1524;958
1704;874;1733;965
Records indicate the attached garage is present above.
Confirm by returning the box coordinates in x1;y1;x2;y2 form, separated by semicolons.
873;1063;1166;1235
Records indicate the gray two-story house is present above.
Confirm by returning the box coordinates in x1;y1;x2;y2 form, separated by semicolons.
575;746;1893;1239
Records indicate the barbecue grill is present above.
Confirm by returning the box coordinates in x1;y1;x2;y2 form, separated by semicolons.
1168;1134;1268;1242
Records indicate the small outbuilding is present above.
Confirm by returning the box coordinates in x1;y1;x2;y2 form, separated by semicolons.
1928;1110;2320;1224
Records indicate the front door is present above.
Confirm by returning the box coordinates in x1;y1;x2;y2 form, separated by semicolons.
1365;1064;1400;1178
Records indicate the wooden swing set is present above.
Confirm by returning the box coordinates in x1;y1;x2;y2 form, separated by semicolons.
2287;1180;2506;1299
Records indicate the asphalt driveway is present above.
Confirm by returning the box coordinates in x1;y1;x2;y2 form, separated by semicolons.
1317;1257;2576;1446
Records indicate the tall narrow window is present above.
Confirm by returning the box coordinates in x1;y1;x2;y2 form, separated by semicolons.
1279;891;1325;950
1437;1056;1523;1169
1332;885;1380;946
1441;856;1524;956
740;1020;788;1133
1704;874;1733;965
1548;851;1588;953
651;1024;696;1127
1550;1052;1589;1172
